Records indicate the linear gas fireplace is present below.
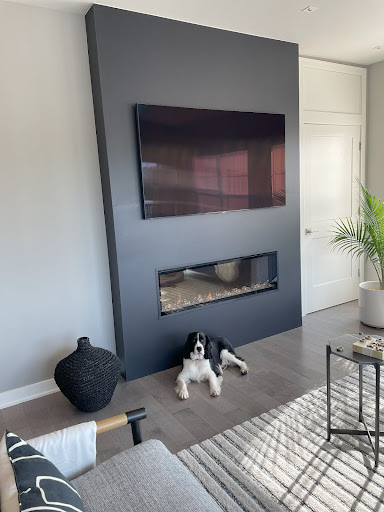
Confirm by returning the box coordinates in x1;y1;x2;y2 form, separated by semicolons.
158;252;277;315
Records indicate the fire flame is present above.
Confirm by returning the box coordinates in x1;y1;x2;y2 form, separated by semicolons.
162;281;273;312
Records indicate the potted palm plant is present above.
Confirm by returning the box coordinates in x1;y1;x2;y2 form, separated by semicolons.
329;180;384;328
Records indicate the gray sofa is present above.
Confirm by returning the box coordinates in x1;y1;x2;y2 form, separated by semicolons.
73;439;222;512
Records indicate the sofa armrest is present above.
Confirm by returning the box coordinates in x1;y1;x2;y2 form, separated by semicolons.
96;408;147;445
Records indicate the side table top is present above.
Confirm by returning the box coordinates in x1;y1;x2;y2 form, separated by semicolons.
329;334;384;365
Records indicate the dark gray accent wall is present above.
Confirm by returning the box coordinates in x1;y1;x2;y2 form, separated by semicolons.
86;5;301;381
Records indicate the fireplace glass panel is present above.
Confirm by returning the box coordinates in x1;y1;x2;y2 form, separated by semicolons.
158;252;277;315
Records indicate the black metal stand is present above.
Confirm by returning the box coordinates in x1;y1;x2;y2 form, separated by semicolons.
326;344;383;467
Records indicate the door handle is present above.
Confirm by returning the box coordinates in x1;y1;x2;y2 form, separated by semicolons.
305;228;319;235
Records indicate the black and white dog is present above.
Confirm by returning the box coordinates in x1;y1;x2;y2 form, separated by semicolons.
175;332;248;400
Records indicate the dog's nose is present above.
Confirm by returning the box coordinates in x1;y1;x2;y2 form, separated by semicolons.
197;346;202;352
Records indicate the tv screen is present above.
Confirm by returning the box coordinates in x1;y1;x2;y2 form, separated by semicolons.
136;104;285;219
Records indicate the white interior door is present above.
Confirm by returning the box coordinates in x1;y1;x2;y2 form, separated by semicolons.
302;124;361;314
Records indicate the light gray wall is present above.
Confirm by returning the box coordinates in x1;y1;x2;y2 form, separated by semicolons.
0;1;115;393
367;60;384;195
365;59;384;281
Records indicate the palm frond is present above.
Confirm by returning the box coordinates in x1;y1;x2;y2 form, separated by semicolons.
329;180;384;288
329;219;377;263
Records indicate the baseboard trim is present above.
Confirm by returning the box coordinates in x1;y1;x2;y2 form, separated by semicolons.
0;379;59;410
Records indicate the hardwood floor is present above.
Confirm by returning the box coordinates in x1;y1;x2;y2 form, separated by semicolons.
1;300;380;463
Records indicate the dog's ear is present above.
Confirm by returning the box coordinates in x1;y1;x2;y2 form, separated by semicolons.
203;334;213;360
183;333;194;359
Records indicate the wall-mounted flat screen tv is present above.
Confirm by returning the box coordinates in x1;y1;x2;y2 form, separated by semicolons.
136;104;285;219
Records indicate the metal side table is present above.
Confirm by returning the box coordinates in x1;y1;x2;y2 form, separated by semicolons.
327;335;384;467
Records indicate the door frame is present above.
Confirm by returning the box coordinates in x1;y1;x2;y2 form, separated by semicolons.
299;58;367;316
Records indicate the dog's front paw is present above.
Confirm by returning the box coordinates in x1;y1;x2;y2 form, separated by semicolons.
178;389;189;400
210;386;221;397
217;375;223;385
240;364;248;375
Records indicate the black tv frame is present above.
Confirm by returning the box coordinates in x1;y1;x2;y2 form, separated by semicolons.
136;103;286;220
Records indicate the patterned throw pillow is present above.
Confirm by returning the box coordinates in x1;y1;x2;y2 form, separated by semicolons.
4;430;85;512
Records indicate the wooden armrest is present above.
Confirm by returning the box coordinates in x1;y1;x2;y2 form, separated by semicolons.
96;408;147;445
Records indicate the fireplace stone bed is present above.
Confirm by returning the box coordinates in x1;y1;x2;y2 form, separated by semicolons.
158;252;277;316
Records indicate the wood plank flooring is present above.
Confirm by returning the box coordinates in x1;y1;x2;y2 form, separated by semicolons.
1;300;380;463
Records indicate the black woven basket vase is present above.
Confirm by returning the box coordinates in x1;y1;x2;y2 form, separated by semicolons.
54;337;121;412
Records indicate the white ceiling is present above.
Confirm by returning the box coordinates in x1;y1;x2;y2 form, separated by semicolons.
5;0;384;65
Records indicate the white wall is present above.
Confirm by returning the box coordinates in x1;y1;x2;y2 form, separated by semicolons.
0;1;115;395
367;60;384;195
365;59;384;282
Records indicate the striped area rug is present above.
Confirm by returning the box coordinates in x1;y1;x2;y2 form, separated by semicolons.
177;369;384;511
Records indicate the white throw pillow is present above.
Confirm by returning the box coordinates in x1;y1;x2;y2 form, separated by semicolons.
27;421;97;480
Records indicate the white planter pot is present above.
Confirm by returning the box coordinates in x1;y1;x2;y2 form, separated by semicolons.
359;281;384;328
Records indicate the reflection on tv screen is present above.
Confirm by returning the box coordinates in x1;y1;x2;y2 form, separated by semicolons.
137;104;285;219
